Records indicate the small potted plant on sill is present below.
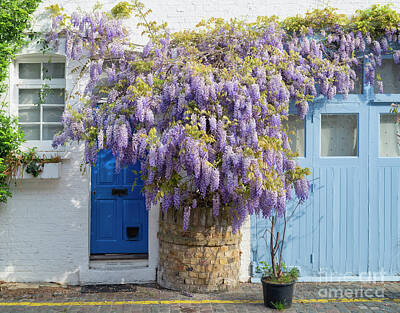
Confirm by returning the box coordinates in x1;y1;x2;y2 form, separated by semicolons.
257;201;304;310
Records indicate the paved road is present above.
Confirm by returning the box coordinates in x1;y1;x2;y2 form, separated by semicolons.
1;282;400;312
1;300;400;313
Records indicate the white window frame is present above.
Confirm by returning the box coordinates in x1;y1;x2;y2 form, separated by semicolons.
10;54;67;152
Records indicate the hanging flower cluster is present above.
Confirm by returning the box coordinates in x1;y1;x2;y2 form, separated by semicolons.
47;4;400;232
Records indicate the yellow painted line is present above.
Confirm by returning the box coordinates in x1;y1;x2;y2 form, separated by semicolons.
0;300;262;307
294;298;389;304
0;298;397;307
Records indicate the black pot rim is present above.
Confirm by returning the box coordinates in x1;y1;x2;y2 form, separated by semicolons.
261;277;296;287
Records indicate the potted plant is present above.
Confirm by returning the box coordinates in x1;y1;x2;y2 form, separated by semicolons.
256;201;303;309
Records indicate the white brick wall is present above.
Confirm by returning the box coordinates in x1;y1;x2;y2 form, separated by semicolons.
0;145;88;284
1;0;398;285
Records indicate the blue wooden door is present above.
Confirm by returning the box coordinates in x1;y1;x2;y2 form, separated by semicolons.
368;103;400;276
308;101;370;277
251;110;314;276
91;150;148;254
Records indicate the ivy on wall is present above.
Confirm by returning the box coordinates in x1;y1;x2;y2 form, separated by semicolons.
0;0;41;203
0;0;42;92
0;108;24;202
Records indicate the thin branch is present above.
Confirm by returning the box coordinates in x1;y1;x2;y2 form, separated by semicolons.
287;200;302;223
273;231;280;254
270;216;277;278
278;211;287;269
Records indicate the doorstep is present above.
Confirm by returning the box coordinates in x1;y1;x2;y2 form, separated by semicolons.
79;267;156;285
89;258;149;270
80;258;156;285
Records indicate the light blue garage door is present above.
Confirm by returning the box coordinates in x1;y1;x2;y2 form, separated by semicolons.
252;59;400;280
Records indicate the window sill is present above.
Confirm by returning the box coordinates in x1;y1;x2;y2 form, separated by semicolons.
18;162;61;180
21;141;71;160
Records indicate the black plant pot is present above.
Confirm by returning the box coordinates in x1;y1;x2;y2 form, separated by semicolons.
261;278;295;309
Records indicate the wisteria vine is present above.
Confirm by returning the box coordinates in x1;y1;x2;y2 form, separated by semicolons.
46;4;400;234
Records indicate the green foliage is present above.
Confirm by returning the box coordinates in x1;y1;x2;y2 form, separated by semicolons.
391;103;400;115
2;144;62;203
45;4;64;17
0;107;24;159
0;0;41;93
0;104;25;202
281;7;347;34
275;4;400;40
257;261;299;284
351;4;400;39
129;0;167;39
24;153;44;177
111;1;134;19
271;301;285;310
0;0;44;203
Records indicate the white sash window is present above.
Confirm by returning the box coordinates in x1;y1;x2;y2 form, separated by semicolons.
12;55;66;150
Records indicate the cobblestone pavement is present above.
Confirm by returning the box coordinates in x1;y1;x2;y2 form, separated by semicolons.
1;282;400;312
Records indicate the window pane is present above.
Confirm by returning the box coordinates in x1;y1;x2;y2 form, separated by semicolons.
283;115;305;157
375;59;400;94
43;89;65;104
43;63;65;79
43;125;62;140
321;114;358;156
19;63;41;79
19;89;41;105
20;125;40;140
43;107;64;122
18;107;40;123
380;114;400;157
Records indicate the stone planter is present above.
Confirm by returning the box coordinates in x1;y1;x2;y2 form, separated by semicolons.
157;206;241;293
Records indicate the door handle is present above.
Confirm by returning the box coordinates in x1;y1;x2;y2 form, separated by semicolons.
112;188;128;196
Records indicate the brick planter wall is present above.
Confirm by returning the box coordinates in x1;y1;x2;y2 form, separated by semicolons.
157;206;241;292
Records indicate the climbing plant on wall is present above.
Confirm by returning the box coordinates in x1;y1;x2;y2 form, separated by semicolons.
0;0;42;92
0;0;41;203
0;108;25;202
46;2;400;279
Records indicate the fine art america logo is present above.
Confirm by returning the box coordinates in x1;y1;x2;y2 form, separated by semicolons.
316;271;387;299
318;286;385;299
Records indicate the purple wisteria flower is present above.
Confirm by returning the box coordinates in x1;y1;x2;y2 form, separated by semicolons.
49;7;400;232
